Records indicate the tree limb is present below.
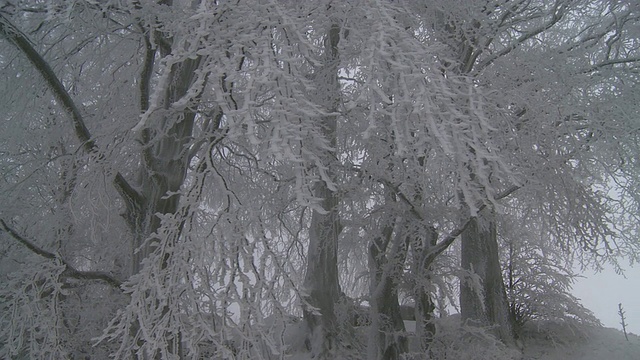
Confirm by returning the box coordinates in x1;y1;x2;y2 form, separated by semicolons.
425;184;521;265
581;57;640;74
0;13;94;152
346;163;521;265
0;13;144;213
0;219;123;289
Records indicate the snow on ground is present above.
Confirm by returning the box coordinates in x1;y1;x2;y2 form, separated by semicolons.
285;316;640;359
520;321;640;360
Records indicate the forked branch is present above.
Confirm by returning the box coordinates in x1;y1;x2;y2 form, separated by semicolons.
424;184;521;266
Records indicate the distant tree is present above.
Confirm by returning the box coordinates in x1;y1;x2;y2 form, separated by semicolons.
619;303;629;341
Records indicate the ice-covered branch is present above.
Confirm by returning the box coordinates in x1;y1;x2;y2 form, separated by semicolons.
348;161;520;266
0;219;122;289
581;57;640;74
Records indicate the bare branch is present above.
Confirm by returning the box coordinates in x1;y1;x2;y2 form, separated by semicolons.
0;219;123;289
0;13;94;152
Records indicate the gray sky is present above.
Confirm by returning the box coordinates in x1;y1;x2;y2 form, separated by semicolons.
573;263;640;335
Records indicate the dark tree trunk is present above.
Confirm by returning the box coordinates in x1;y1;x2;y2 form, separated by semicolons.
411;226;438;354
128;57;201;275
303;182;343;358
460;211;515;346
122;29;211;359
368;222;409;360
301;23;344;359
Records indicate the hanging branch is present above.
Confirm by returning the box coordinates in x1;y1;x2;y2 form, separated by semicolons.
0;219;123;289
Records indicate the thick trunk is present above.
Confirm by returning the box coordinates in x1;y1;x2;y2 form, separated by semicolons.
460;211;515;346
303;186;342;357
124;50;202;360
129;58;200;275
302;24;344;359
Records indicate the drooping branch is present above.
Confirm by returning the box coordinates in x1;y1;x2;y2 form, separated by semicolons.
0;13;143;214
0;219;123;289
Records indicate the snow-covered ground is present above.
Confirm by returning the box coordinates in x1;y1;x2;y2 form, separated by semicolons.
284;317;640;359
521;321;640;360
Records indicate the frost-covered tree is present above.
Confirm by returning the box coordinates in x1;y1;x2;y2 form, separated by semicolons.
421;0;640;349
334;1;640;358
1;1;640;360
0;1;342;358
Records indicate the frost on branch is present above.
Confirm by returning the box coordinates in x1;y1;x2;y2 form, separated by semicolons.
0;259;69;359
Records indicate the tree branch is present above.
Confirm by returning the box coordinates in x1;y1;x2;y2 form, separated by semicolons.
0;13;144;213
581;57;640;74
0;13;94;152
0;219;123;289
477;1;566;71
346;163;521;265
425;184;521;265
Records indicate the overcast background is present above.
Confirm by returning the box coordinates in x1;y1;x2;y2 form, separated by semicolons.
573;262;640;335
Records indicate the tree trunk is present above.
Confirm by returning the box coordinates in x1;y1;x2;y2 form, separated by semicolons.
368;222;409;360
460;211;515;346
128;57;201;275
412;226;438;355
302;23;344;359
122;37;205;359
